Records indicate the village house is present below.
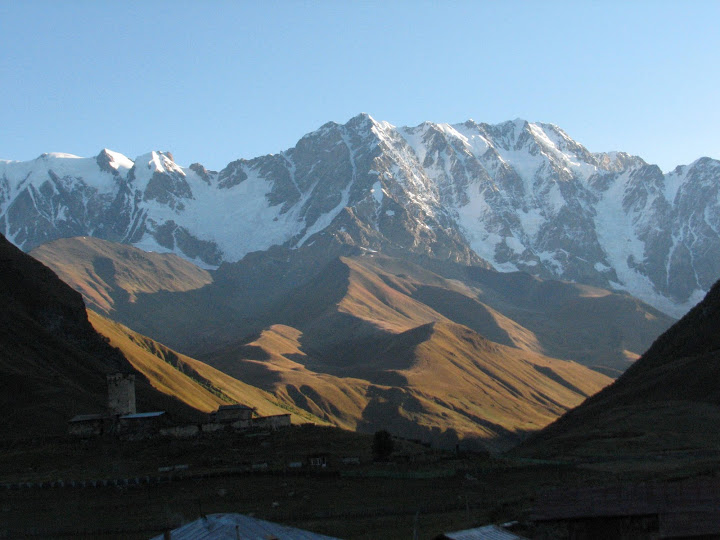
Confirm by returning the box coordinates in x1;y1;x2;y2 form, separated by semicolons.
68;413;113;437
211;404;255;424
117;411;167;438
251;413;291;430
68;372;290;439
68;373;165;438
207;404;290;432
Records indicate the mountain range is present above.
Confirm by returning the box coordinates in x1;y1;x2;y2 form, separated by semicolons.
2;114;720;317
4;113;718;450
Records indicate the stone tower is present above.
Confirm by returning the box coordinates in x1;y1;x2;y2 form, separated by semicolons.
107;373;136;415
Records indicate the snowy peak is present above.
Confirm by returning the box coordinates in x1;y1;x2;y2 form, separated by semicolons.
592;151;647;172
132;151;183;177
37;152;83;160
344;111;377;130
96;149;134;177
1;114;719;317
129;151;194;212
688;156;720;175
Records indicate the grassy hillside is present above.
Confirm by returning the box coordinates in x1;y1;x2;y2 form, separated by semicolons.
31;237;672;375
205;256;612;451
515;279;720;460
30;236;236;351
28;237;673;450
31;236;213;313
0;235;202;438
88;310;323;424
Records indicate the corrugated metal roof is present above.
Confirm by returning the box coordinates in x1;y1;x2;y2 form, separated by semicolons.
443;524;527;540
119;411;165;419
150;513;340;540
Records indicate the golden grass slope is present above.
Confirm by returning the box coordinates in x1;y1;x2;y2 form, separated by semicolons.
208;324;370;431
338;256;545;352
209;321;610;451
31;237;212;313
88;310;318;423
403;322;609;432
205;255;612;451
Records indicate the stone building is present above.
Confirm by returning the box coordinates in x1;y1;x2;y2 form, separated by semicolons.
211;404;255;424
118;411;167;439
252;413;291;430
68;414;112;437
68;377;291;439
107;373;136;415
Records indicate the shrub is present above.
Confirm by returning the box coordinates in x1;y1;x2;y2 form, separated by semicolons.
372;430;394;461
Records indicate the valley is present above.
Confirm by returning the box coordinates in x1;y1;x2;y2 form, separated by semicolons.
3;0;720;535
29;236;674;450
1;112;719;538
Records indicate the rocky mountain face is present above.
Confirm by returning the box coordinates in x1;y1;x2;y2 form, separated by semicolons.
3;114;719;316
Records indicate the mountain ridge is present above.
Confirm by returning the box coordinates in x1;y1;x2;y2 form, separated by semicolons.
29;235;676;449
3;114;720;316
31;236;673;377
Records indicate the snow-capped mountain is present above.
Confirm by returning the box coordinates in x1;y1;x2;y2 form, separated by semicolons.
2;113;718;317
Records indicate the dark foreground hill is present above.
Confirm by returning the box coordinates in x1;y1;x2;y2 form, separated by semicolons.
0;234;205;438
515;278;720;459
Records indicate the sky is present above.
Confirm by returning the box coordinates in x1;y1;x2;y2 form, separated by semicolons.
1;0;718;173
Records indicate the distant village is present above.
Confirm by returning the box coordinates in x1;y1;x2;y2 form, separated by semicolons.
68;373;290;439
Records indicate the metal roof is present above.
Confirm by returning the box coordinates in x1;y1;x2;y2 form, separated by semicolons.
119;411;165;419
69;414;106;423
442;524;527;540
150;513;340;540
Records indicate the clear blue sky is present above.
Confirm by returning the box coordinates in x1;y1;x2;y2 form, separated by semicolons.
1;0;718;172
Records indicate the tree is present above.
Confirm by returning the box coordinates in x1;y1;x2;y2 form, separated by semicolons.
372;429;394;461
